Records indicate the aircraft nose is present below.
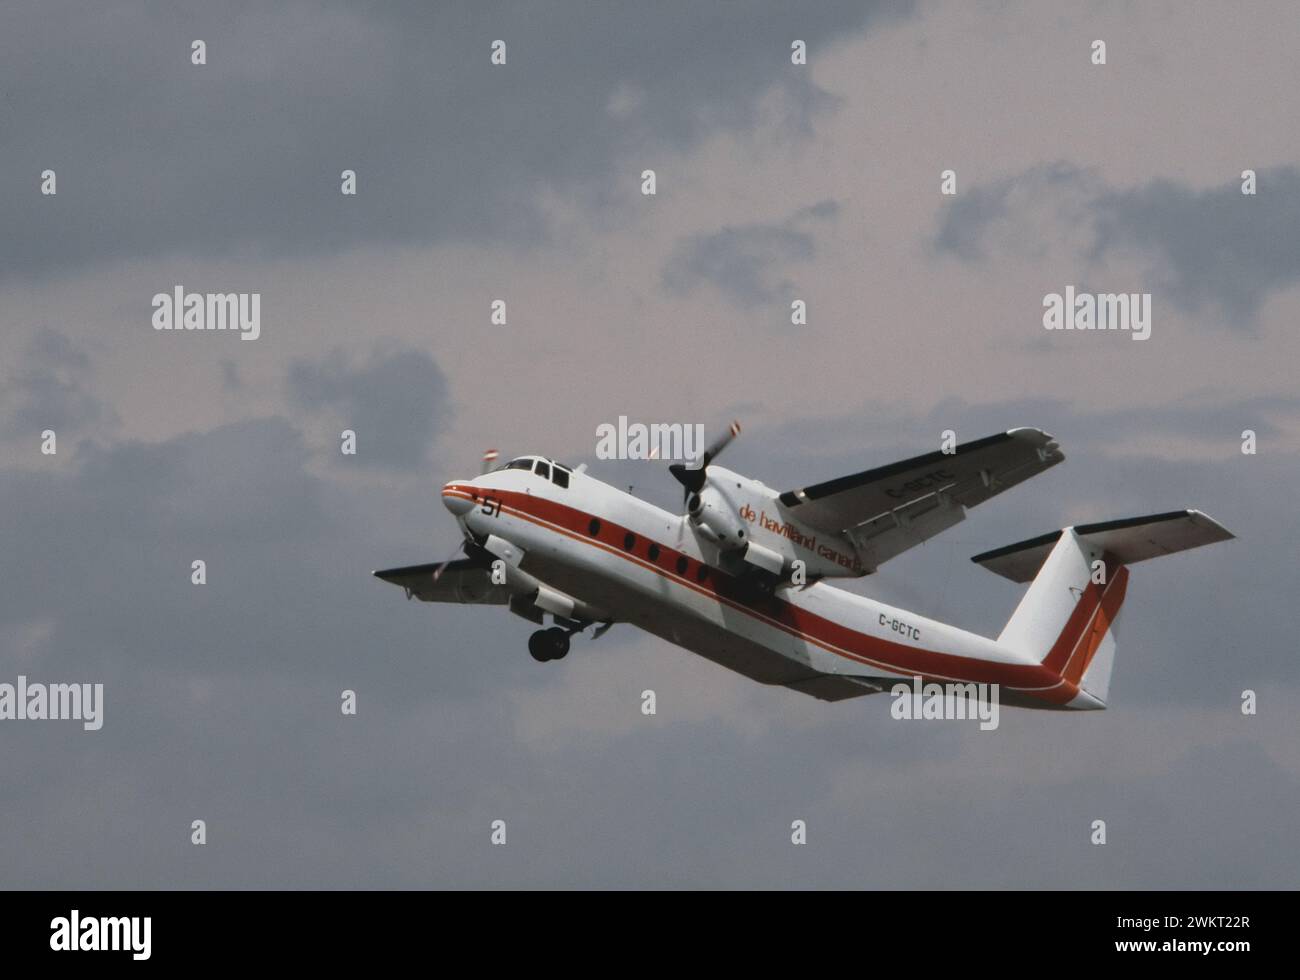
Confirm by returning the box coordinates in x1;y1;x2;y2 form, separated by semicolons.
441;481;475;516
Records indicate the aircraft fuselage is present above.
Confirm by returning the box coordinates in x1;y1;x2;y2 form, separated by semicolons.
440;464;1096;708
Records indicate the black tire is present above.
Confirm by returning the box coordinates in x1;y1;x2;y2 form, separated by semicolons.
547;627;571;660
528;630;553;662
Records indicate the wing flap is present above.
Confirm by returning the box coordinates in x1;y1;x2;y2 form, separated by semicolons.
844;488;967;569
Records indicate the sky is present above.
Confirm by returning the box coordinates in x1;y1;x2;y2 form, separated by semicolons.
1;0;1298;888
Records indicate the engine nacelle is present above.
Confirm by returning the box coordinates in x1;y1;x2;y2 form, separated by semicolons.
687;481;800;582
687;484;749;551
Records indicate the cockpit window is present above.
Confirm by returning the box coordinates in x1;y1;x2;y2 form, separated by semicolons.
501;456;573;485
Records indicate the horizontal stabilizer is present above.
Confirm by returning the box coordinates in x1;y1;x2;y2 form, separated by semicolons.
972;509;1234;583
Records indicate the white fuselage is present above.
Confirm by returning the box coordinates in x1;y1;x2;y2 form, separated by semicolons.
441;464;1094;708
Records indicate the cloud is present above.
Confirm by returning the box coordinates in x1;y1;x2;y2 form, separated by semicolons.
0;328;116;438
1092;167;1300;322
935;163;1300;325
662;200;839;308
933;162;1093;261
0;0;907;279
287;345;449;469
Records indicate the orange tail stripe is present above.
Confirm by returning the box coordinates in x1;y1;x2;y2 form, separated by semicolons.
1065;565;1128;686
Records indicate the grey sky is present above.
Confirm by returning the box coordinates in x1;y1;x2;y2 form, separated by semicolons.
1;0;1298;888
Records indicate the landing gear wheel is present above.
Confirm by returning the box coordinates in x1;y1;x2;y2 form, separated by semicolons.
528;627;571;662
546;626;570;660
528;630;552;662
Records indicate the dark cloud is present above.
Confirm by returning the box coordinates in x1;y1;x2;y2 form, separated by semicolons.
287;345;449;469
933;162;1090;261
0;328;115;437
663;199;839;307
1092;167;1300;322
935;163;1300;324
0;1;906;279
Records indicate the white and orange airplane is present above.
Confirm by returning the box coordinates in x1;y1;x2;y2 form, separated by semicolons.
375;426;1232;709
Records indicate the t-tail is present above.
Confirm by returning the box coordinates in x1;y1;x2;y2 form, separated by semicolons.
972;510;1234;709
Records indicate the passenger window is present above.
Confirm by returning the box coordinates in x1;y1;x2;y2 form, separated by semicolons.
551;468;569;488
534;461;551;480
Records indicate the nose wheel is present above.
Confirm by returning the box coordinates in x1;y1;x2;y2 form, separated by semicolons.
528;627;571;662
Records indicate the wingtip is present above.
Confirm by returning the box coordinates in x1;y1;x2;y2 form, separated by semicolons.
1186;508;1236;542
1006;425;1055;443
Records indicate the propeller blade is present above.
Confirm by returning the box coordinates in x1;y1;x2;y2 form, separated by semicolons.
700;420;742;467
669;420;741;498
431;539;469;582
480;448;500;474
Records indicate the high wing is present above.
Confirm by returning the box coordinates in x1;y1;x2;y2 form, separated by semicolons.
776;427;1064;572
373;558;509;604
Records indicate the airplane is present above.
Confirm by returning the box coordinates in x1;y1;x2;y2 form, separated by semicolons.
374;425;1233;710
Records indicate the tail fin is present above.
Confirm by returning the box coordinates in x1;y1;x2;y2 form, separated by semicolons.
972;510;1233;707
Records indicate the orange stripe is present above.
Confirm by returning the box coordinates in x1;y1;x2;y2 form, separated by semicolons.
1041;578;1107;674
1064;565;1128;686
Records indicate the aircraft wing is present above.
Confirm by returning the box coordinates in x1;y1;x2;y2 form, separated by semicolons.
373;558;510;604
776;428;1064;572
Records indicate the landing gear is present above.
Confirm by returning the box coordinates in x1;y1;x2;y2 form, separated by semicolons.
528;627;571;662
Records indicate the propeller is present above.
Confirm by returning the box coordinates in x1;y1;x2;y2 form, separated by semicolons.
480;448;500;474
669;420;741;499
668;420;754;552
